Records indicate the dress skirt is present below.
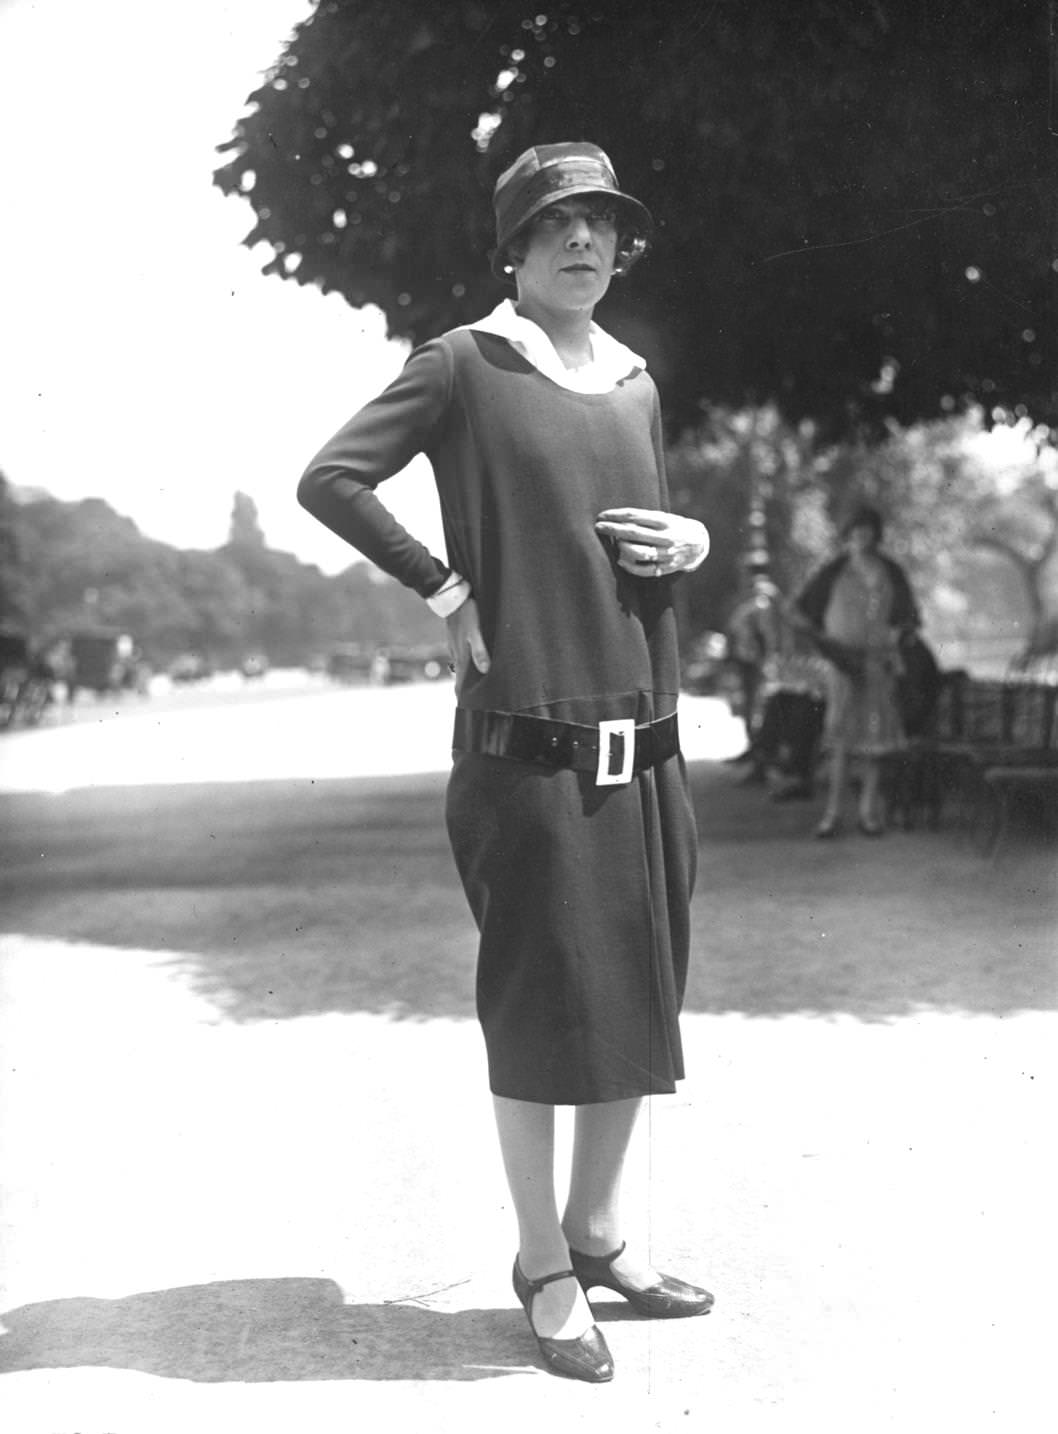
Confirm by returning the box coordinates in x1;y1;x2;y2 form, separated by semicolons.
823;650;906;756
821;562;907;756
445;748;698;1105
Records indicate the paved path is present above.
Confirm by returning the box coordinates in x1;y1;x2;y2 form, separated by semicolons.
1;684;1055;1431
0;676;745;793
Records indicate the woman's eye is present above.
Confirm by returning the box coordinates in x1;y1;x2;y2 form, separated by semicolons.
535;207;615;230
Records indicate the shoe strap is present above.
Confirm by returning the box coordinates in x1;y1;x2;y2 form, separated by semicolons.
524;1266;576;1296
574;1241;626;1266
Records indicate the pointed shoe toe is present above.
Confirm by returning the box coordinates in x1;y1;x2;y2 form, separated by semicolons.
570;1244;715;1320
538;1323;614;1382
621;1272;715;1318
513;1258;615;1383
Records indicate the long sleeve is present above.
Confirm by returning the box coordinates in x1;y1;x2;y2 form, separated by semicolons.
794;557;843;630
884;558;920;632
649;385;670;506
297;339;453;597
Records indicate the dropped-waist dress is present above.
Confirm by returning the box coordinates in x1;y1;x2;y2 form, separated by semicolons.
796;553;919;758
298;307;698;1105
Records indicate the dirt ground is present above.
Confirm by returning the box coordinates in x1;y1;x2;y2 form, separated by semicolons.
0;682;1055;1432
1;734;1052;1025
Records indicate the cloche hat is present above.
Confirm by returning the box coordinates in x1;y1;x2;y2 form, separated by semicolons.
490;141;653;280
840;503;885;541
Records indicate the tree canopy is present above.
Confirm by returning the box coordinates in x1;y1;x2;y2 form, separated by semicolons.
670;404;1058;654
214;0;1058;433
5;488;442;668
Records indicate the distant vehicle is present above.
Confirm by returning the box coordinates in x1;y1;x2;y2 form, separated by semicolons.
381;645;452;684
169;653;214;684
68;629;150;702
0;629;53;728
325;643;376;684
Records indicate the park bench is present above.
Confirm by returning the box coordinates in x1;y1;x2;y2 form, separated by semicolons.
882;672;1058;850
976;691;1058;856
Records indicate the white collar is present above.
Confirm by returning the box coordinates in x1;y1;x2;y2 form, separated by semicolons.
465;299;645;394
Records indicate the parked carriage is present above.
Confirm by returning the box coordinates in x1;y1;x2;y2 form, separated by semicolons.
0;630;54;728
67;629;150;703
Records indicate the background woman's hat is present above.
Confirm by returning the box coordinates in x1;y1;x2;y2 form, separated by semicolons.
490;141;653;279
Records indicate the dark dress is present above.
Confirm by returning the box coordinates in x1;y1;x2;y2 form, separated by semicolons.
298;326;698;1104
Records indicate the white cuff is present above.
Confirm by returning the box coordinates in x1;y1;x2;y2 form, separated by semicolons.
682;524;710;572
426;573;472;617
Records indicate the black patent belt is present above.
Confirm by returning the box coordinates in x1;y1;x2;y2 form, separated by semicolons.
452;708;680;786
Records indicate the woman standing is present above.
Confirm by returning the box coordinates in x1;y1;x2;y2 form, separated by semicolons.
298;142;713;1382
795;505;920;837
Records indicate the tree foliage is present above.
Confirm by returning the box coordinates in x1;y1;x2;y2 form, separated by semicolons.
666;404;1058;655
215;0;1058;433
814;411;1058;651
6;490;441;667
227;490;267;551
0;472;30;626
667;406;829;635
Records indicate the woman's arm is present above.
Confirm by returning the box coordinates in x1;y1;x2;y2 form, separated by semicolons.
297;339;454;600
883;558;921;633
793;557;844;631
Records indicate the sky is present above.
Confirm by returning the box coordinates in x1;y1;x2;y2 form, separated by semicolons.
0;0;445;573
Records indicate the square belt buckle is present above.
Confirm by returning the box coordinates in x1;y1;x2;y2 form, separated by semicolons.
596;717;636;786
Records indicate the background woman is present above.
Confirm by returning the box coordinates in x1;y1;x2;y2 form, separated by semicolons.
297;142;713;1383
795;505;920;837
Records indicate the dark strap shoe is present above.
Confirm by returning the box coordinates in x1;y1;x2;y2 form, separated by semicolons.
569;1242;715;1319
512;1258;614;1382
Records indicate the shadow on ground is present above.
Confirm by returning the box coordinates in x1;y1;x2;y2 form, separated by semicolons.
0;1277;527;1383
1;763;1054;1023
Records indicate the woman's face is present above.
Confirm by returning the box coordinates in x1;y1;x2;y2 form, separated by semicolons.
513;198;618;317
846;522;879;555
